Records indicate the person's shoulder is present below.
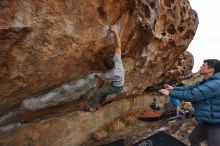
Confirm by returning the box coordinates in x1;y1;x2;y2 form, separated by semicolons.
202;79;220;88
114;52;121;56
113;53;121;60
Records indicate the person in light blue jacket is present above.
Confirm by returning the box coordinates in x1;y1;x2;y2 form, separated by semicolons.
159;59;220;146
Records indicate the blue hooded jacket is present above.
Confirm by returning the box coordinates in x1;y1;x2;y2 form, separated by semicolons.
170;72;220;124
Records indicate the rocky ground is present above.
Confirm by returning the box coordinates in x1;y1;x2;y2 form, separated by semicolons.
83;110;196;146
82;75;205;146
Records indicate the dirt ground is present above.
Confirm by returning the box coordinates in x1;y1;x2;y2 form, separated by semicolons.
83;110;197;146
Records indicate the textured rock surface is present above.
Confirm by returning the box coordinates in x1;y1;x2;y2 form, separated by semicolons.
0;51;193;127
162;51;194;85
0;0;198;145
0;93;166;146
0;0;198;114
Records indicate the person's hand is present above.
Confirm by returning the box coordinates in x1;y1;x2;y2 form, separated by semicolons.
96;73;103;77
158;89;170;96
95;74;102;80
109;26;116;33
95;74;104;88
164;84;174;90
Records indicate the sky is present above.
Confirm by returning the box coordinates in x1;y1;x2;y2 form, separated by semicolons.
187;0;220;72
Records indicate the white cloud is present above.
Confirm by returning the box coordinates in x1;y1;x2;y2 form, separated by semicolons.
188;0;220;72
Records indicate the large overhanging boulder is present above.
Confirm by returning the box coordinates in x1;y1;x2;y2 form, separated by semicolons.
0;0;198;115
0;0;198;145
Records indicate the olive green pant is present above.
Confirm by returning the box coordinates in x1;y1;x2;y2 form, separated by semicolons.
91;85;123;108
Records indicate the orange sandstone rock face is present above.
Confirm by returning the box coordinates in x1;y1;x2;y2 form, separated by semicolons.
0;0;198;115
162;51;194;85
0;0;198;144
